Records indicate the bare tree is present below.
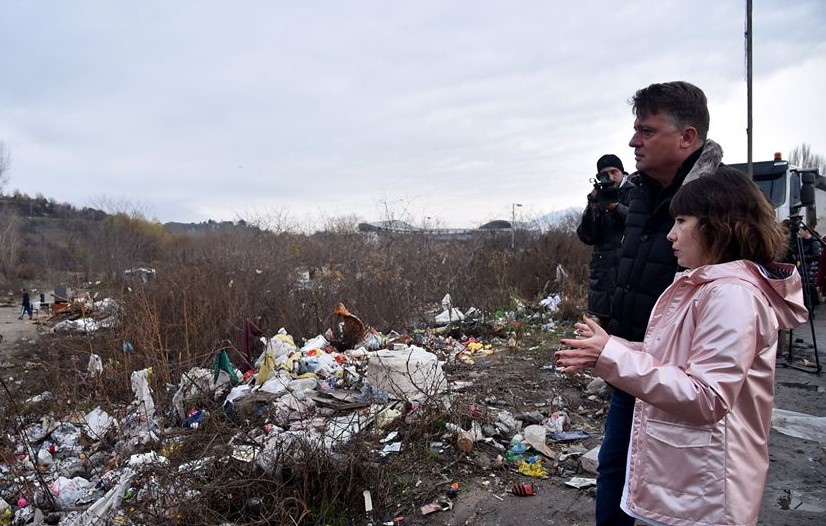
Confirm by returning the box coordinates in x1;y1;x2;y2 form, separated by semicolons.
789;143;826;173
239;208;302;233
556;208;584;235
0;142;10;195
89;195;152;219
373;193;416;230
0;208;21;277
316;213;361;234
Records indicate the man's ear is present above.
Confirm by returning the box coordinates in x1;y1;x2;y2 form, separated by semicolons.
680;127;698;149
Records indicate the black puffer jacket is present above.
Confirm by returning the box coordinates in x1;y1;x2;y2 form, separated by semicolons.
576;181;634;319
607;140;731;341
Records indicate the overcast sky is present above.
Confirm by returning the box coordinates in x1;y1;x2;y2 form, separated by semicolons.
1;1;824;229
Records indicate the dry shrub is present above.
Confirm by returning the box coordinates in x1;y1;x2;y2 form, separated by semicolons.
130;418;384;525
101;225;590;370
26;223;592;419
2;221;593;524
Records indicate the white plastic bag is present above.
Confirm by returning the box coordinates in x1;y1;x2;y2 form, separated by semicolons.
48;476;93;509
365;346;447;402
87;354;103;377
130;368;155;419
299;352;338;376
84;407;114;440
524;424;555;458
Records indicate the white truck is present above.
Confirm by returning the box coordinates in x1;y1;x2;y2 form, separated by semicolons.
731;153;826;229
733;154;825;373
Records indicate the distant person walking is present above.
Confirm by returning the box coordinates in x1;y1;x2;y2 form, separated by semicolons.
19;289;33;320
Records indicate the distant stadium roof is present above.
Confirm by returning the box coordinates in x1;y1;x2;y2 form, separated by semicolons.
478;220;513;230
357;220;421;232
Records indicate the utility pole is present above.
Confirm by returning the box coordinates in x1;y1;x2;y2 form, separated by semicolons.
746;0;753;177
511;203;522;250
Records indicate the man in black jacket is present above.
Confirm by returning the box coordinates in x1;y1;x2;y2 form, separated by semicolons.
19;289;33;320
576;154;633;324
597;81;733;525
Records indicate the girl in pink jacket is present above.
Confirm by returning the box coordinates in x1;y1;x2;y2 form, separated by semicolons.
557;170;808;526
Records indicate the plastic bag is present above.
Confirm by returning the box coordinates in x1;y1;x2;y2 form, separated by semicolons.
365;346;447;402
212;350;240;386
299;334;330;354
84;407;114;440
517;458;548;478
299;352;338;376
130;368;156;418
87;354;103;377
48;476;93;509
256;349;277;386
544;411;568;434
523;424;555;458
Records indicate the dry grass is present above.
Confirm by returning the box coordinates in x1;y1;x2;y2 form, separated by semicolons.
0;223;592;524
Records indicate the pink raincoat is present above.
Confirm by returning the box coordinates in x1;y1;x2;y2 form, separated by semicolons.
596;260;807;526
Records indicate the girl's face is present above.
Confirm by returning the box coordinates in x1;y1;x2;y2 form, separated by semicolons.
667;215;711;269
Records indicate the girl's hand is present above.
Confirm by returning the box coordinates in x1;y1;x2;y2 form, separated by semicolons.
555;315;610;373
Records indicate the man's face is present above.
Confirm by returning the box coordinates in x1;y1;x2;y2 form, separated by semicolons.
629;112;688;184
600;167;624;186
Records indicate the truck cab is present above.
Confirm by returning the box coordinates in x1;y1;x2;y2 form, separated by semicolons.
731;154;825;228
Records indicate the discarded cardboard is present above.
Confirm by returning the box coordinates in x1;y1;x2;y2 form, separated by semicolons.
580;445;600;475
565;477;597;489
523;424;556;459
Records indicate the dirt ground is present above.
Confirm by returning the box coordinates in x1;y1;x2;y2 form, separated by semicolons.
393;328;826;526
0;301;44;358
1;301;825;525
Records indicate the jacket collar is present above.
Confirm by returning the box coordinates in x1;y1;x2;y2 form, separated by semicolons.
684;139;724;184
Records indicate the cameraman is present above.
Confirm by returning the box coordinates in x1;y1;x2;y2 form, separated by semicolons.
576;154;633;324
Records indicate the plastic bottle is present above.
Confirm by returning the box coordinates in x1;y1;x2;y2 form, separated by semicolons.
446;423;475;452
456;430;474;452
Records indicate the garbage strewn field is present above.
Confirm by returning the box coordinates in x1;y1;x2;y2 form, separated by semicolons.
1;292;825;526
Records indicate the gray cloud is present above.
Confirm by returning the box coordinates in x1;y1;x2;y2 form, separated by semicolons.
1;0;824;228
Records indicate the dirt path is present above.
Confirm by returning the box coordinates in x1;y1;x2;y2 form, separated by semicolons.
0;303;42;355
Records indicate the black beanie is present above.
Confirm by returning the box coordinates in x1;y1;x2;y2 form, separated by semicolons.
596;154;625;174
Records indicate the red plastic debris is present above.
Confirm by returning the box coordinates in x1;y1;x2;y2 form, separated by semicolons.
511;483;536;496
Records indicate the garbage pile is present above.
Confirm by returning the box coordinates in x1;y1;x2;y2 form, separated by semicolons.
0;297;590;525
49;296;120;334
0;302;447;523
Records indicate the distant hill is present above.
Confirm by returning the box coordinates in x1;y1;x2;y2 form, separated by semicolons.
164;219;257;236
1;191;275;286
0;194;111;284
531;207;581;232
0;194;107;221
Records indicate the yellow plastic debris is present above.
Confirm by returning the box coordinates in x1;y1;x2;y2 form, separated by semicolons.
517;459;549;478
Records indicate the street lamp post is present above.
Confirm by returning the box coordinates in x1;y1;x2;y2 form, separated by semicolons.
511;203;522;250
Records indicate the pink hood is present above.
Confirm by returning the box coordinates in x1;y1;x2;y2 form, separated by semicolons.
673;260;807;330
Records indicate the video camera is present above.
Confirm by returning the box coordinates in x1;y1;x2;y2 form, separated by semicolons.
589;171;619;205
